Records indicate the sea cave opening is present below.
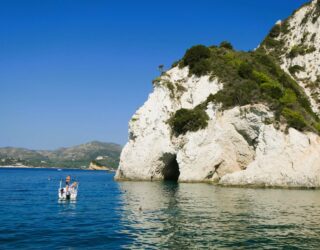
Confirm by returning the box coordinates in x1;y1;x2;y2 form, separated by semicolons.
161;153;180;182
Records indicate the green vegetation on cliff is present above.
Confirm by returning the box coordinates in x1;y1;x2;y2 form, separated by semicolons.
168;44;319;136
259;0;320;60
169;108;209;136
180;45;211;76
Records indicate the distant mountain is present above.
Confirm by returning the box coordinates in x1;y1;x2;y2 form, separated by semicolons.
0;141;122;169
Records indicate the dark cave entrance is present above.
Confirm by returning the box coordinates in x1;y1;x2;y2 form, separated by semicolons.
161;153;180;182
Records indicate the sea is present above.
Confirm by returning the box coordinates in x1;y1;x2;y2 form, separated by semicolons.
0;167;320;249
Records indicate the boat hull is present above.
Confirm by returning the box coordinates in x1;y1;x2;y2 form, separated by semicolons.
58;187;77;201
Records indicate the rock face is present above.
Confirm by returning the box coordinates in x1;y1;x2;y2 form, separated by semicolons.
115;0;320;187
116;66;320;187
88;161;113;171
116;67;222;181
220;128;320;187
262;0;320;114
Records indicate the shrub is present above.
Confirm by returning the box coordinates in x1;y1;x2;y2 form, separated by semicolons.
298;95;315;115
280;89;297;105
224;52;243;67
306;46;316;54
315;123;320;133
301;32;309;43
288;45;315;58
181;45;211;67
261;81;283;99
220;41;233;50
169;108;209;135
171;60;180;68
288;65;305;75
181;45;211;77
190;59;211;77
282;108;306;130
211;80;260;108
288;45;306;58
254;53;282;77
164;81;175;98
312;0;320;23
269;24;281;38
173;44;318;134
278;73;302;96
238;62;253;78
265;37;280;47
281;21;290;35
176;84;187;92
262;37;284;56
301;11;312;26
234;80;261;105
252;71;272;84
152;77;161;86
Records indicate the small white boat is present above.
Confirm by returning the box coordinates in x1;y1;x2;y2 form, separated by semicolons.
58;180;78;201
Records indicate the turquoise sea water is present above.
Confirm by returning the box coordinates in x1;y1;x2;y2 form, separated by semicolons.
1;168;320;249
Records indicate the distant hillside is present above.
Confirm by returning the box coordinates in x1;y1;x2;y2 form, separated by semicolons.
0;141;122;169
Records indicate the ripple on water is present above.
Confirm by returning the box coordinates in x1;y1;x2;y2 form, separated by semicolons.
1;168;320;249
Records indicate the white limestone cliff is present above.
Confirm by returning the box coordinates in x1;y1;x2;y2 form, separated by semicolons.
266;0;320;114
221;128;320;187
115;0;320;187
115;66;320;187
116;67;222;181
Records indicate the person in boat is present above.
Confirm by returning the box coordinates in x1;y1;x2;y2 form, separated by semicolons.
65;175;71;193
65;176;77;193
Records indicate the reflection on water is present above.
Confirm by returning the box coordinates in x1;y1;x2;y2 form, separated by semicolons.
118;182;320;249
58;200;77;217
1;168;320;249
58;200;77;205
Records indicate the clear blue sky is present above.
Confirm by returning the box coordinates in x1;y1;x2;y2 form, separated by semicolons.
0;0;306;149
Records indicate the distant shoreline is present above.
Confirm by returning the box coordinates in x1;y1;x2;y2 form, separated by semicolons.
0;165;116;171
0;165;86;170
